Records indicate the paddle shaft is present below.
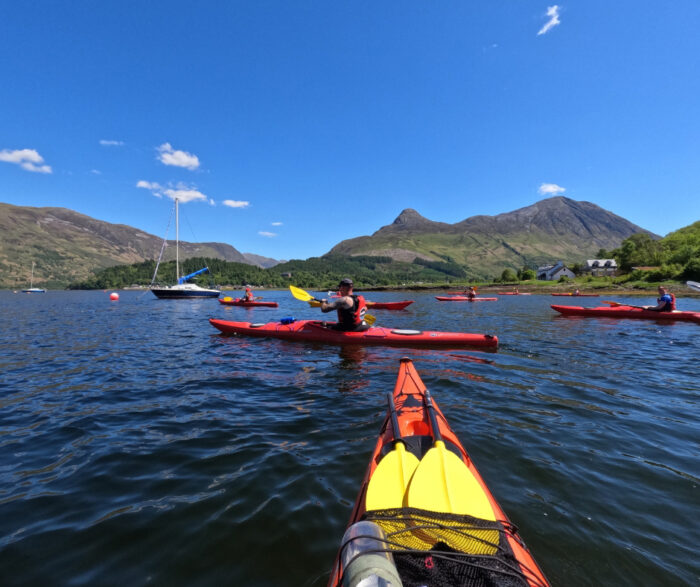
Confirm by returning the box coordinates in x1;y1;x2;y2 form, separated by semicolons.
424;390;444;444
387;392;403;444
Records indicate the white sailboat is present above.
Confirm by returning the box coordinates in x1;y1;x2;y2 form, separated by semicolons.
150;199;220;299
22;262;46;293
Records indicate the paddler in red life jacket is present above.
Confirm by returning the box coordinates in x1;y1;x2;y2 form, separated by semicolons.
319;278;369;331
642;286;676;312
242;285;254;302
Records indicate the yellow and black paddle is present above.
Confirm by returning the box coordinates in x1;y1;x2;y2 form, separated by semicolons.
289;285;376;325
406;389;498;554
365;393;419;511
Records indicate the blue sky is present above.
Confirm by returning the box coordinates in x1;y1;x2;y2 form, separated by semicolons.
2;1;699;261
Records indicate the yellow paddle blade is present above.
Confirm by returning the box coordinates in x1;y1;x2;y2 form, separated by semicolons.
289;285;314;302
602;300;622;306
363;313;376;325
308;300;321;308
365;442;419;511
406;440;495;519
406;440;498;554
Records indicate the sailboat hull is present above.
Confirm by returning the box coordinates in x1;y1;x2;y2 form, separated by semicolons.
151;285;220;299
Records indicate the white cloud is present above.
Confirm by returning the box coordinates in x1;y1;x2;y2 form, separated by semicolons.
538;182;566;195
163;188;207;203
91;169;101;175
209;198;216;206
99;140;124;146
537;5;561;36
157;142;200;170
137;180;163;191
137;180;206;203
0;148;52;173
222;199;250;209
258;231;277;238
271;221;283;226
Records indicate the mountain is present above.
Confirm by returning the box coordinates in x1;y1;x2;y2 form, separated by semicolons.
242;252;284;268
327;197;658;276
0;202;250;288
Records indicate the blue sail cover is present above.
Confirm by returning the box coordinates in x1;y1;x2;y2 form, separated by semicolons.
178;267;210;284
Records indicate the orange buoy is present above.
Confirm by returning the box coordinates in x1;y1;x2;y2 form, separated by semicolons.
109;292;119;301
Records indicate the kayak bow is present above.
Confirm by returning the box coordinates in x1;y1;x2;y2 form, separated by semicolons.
328;358;549;587
209;319;498;348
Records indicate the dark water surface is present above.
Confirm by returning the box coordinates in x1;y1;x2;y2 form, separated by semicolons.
1;290;698;586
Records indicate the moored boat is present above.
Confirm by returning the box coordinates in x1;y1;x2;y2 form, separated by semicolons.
150;198;220;299
328;357;548;587
209;319;498;348
21;262;46;293
551;304;700;323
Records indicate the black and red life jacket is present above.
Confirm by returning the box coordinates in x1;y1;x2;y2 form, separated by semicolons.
658;293;676;311
337;295;367;328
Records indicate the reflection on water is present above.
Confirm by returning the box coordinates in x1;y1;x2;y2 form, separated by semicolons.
0;290;698;586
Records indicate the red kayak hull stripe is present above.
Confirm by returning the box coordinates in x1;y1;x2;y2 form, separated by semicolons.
435;296;498;302
551;305;700;322
551;293;599;297
209;319;498;348
218;299;278;307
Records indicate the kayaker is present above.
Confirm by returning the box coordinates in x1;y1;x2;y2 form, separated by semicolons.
242;285;254;302
319;278;369;331
643;286;676;312
467;286;477;300
574;289;580;296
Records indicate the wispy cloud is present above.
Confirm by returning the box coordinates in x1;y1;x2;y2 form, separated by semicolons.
99;140;124;146
222;199;250;209
137;180;207;203
538;182;566;195
537;5;561;36
258;231;277;238
157;142;200;170
271;221;283;226
91;169;101;175
0;148;52;173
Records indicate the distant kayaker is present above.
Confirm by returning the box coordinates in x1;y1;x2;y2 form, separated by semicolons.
319;278;369;331
467;286;477;300
574;289;580;296
643;286;676;312
243;285;254;302
513;287;519;294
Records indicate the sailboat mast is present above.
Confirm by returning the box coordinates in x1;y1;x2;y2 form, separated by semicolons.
175;198;179;281
30;261;35;288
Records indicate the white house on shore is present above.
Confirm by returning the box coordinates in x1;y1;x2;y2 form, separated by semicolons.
583;259;618;276
537;261;575;281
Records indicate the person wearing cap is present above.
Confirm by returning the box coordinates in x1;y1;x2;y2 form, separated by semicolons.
319;278;369;331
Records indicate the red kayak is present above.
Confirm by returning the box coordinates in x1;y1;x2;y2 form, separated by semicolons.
328;358;549;587
218;297;278;307
435;296;498;302
552;304;700;323
497;292;531;295
209;319;498;348
366;300;414;310
551;293;600;297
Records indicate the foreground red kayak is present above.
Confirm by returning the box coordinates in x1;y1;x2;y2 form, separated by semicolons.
552;304;700;323
218;297;278;307
328;358;548;587
435;296;498;302
551;293;599;297
366;300;414;310
209;319;498;348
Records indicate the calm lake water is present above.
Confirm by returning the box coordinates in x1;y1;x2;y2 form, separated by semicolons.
1;290;698;586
